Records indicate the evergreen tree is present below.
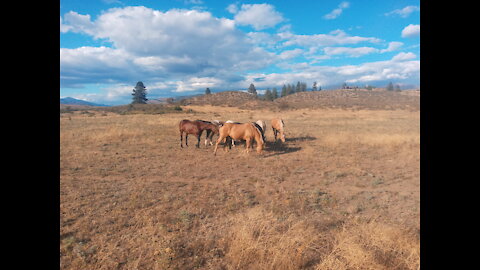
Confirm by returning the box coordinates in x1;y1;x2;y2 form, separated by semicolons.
286;84;293;95
301;82;307;92
281;84;287;97
386;82;394;91
205;87;211;95
312;81;317;91
131;81;148;104
296;81;301;93
264;89;273;101
248;83;257;95
272;87;278;99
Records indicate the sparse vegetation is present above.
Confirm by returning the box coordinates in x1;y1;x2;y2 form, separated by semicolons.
60;89;419;269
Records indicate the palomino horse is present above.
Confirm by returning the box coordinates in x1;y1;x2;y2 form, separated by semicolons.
225;120;242;147
214;123;264;155
179;119;219;148
255;120;266;141
271;118;286;143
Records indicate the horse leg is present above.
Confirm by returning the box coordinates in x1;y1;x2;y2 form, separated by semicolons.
196;131;202;148
214;135;225;155
205;130;211;146
180;131;183;148
245;138;251;153
273;128;277;141
186;134;189;147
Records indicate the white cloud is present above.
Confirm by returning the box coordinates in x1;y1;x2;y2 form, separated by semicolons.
323;1;350;20
385;6;419;18
61;11;96;35
60;7;274;88
401;24;420;38
241;52;419;88
282;29;381;47
380;41;403;53
279;48;304;60
226;3;238;14
233;4;284;30
324;46;378;57
391;52;416;61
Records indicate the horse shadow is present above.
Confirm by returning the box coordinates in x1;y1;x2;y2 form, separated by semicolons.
261;135;316;157
285;135;316;143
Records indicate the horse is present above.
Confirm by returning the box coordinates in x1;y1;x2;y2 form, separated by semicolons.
213;123;264;155
271;118;286;143
179;119;218;148
255;120;266;141
224;120;242;147
195;120;220;146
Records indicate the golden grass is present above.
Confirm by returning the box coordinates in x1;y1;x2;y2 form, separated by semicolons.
60;106;419;269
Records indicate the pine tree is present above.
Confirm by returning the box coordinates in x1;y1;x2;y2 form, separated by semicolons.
248;83;257;95
264;89;273;101
272;88;278;99
131;81;148;104
281;84;287;97
286;84;293;95
386;82;394;91
296;81;301;93
312;81;318;91
301;82;307;92
205;88;211;95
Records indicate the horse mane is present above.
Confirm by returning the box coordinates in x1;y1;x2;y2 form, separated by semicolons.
195;120;212;124
251;123;265;144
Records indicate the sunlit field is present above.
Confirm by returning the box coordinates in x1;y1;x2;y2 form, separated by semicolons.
60;93;419;269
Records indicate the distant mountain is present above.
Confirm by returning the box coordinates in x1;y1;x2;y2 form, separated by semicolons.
60;97;109;107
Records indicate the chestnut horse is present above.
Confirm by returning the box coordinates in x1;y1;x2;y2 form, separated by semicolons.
179;119;219;148
271;118;286;142
214;123;264;155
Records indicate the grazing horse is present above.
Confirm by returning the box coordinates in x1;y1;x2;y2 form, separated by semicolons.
255;120;266;141
271;118;286;143
214;123;264;155
179;119;218;148
195;120;220;146
225;120;242;147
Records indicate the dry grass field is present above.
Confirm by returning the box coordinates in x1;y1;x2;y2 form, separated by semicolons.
60;90;420;269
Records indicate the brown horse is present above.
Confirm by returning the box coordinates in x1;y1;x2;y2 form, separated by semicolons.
213;123;264;155
271;118;286;142
196;120;221;146
179;120;219;148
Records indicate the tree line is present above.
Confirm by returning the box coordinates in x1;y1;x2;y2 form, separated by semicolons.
130;80;402;105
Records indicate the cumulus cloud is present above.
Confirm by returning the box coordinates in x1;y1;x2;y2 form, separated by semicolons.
281;29;381;47
385;6;419;18
323;1;350;20
241;51;419;88
60;6;275;89
324;46;378;57
231;3;284;30
380;41;403;53
401;24;420;38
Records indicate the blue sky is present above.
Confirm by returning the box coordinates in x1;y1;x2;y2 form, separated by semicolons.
60;0;420;105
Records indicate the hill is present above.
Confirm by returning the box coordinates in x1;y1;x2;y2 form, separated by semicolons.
181;89;420;111
60;97;109;107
